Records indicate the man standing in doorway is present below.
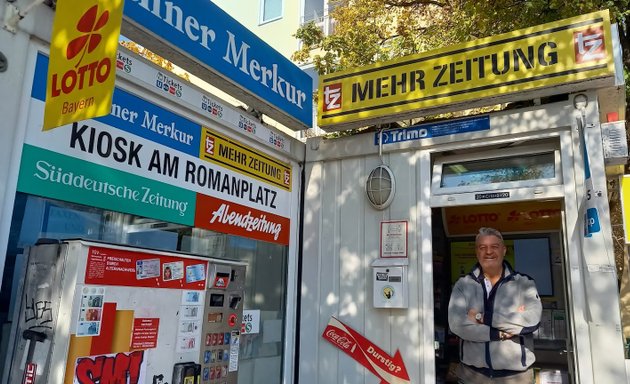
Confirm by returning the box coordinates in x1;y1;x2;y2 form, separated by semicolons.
448;227;542;383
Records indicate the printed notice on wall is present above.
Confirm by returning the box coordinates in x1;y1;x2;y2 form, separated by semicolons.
131;318;160;349
229;331;240;372
380;221;408;258
76;286;105;337
241;310;260;334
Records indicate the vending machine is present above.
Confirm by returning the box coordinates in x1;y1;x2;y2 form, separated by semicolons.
7;239;246;384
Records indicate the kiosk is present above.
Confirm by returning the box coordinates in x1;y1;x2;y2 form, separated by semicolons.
300;10;628;384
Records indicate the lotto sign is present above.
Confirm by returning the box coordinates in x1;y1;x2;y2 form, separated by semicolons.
44;0;124;130
318;10;614;130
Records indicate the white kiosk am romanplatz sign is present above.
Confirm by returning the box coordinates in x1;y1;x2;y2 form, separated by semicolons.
19;52;292;245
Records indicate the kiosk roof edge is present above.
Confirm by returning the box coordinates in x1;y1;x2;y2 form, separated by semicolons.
122;0;313;131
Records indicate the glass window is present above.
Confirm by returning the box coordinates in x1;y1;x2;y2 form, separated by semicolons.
261;0;282;23
303;0;324;23
0;193;288;384
440;152;556;188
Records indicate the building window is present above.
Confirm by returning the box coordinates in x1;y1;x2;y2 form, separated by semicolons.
431;140;562;195
440;152;556;188
261;0;282;23
303;0;324;23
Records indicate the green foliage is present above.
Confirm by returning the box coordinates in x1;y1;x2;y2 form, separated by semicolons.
293;0;630;77
293;0;630;140
119;40;190;82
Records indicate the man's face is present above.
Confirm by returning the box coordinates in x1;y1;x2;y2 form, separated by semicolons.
475;234;506;272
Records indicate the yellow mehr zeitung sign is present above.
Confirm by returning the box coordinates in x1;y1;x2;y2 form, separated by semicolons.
318;10;614;130
200;127;292;191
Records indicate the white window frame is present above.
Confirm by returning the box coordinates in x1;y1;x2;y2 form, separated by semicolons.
259;0;283;24
431;142;563;196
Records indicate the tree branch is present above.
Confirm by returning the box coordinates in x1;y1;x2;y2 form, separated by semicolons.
383;0;447;7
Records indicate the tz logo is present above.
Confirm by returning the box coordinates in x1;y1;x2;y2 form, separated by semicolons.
205;136;215;156
283;170;290;186
574;26;605;63
323;83;342;112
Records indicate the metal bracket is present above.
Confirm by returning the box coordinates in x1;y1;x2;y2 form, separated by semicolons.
3;0;46;34
3;3;19;34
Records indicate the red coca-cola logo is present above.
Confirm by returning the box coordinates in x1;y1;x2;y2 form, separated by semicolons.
325;329;356;351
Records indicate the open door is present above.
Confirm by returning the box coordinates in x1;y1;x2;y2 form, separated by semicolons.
431;204;574;384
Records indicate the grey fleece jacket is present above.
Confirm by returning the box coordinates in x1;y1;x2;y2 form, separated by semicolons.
448;262;542;372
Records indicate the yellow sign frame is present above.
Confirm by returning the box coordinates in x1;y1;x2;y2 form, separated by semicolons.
200;127;292;191
318;10;614;130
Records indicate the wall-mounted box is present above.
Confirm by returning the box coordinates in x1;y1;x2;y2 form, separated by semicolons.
371;258;408;308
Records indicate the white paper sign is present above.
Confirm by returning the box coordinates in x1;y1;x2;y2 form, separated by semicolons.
241;310;260;334
380;221;408;258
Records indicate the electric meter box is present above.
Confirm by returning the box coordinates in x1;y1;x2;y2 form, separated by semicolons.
371;258;408;308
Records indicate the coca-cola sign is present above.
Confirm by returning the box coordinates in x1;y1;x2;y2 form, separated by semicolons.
324;328;356;352
322;316;410;384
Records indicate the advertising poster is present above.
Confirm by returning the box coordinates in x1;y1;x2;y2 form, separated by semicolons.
66;281;204;382
85;246;207;290
322;317;410;383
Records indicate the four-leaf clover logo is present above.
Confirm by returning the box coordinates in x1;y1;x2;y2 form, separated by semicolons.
66;5;109;68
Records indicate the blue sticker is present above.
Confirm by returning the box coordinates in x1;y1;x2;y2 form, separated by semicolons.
374;115;490;145
584;207;601;237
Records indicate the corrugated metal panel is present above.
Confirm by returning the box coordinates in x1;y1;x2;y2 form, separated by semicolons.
301;146;423;383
